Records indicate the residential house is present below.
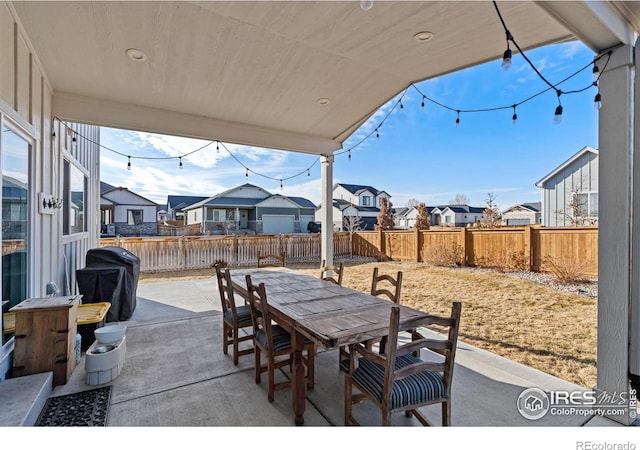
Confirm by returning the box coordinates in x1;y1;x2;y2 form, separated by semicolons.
501;202;542;226
166;195;208;222
535;146;599;226
316;183;390;230
184;184;316;235
431;204;485;227
393;206;418;229
100;182;158;236
156;205;168;222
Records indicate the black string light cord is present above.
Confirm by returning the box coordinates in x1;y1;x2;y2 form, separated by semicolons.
53;1;613;187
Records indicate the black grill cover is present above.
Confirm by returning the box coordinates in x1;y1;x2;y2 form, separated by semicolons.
79;246;140;321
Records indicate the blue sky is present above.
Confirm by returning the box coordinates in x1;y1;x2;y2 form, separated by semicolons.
100;39;598;212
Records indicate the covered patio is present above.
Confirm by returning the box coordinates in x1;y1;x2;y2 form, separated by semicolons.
3;274;629;427
1;0;640;436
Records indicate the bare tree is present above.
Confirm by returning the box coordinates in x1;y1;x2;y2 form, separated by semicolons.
343;215;364;258
406;198;420;208
413;202;430;230
375;197;395;230
554;180;598;226
449;193;470;205
480;192;501;228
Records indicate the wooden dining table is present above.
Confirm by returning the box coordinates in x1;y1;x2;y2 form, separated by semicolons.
228;267;432;426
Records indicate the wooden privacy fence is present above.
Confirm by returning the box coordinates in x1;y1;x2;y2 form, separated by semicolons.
100;233;351;273
352;226;598;278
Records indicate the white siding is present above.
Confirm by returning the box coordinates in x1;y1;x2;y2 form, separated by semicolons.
257;196;297;208
540;151;598;226
262;214;294;234
114;205;158;224
226;185;269;199
0;2;101;378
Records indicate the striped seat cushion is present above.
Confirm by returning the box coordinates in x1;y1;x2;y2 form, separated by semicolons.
350;353;447;409
223;304;252;326
255;325;313;352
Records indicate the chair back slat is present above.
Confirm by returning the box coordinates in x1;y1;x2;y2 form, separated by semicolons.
370;267;402;303
245;275;272;340
214;264;236;315
257;251;286;268
394;362;446;380
320;260;344;285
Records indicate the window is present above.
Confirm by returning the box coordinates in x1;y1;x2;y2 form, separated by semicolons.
127;209;143;225
445;215;452;223
2;122;31;345
63;160;87;234
576;192;598;218
362;196;371;206
208;209;233;221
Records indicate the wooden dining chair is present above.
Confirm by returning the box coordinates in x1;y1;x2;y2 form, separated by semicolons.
339;267;404;369
214;263;254;365
344;301;462;426
371;267;403;355
257;251;286;268
320;259;344;285
245;274;315;402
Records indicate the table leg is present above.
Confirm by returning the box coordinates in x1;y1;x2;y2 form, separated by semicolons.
292;329;306;426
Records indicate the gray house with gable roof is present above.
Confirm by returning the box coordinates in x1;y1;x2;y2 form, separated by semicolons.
184;184;316;235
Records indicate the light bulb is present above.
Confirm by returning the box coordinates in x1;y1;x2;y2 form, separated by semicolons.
592;65;600;82
553;105;563;125
512;113;518;125
594;93;602;110
179;157;183;169
501;49;512;71
360;0;373;11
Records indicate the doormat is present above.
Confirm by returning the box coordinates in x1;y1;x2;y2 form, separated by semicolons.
35;386;112;426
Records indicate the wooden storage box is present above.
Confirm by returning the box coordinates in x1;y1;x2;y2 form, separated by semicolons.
10;295;80;386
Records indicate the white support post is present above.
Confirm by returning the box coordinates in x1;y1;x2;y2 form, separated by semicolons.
320;154;334;266
598;44;635;425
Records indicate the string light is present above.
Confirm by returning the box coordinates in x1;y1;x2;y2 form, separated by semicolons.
307;168;310;177
246;168;249;178
280;179;283;190
216;141;220;153
455;111;460;127
71;132;77;149
511;105;517;125
421;96;425;108
376;128;380;139
348;150;351;160
501;31;513;71
594;91;602;110
127;156;131;170
592;63;600;82
553;91;563;125
399;99;404;109
179;156;183;169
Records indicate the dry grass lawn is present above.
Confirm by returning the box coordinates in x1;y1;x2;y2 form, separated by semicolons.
140;260;597;388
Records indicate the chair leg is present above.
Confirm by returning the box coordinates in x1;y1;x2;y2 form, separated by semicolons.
254;347;261;384
233;329;239;366
267;356;275;402
382;407;391;426
442;400;451;426
306;345;315;390
344;372;353;425
222;323;229;355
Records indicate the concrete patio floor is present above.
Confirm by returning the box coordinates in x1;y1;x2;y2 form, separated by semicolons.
6;275;638;445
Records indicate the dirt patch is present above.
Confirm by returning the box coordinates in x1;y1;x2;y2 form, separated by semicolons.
139;260;597;388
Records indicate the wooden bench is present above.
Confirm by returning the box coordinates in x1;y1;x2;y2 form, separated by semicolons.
3;302;111;335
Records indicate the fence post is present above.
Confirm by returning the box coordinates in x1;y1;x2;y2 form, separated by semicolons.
524;225;533;272
233;235;239;266
460;227;468;266
378;229;385;257
179;236;186;270
415;227;420;262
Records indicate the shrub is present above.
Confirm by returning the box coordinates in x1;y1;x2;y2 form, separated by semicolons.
422;242;464;267
477;250;528;273
542;255;590;285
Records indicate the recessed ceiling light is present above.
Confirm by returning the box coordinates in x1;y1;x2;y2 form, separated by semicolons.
413;31;435;43
317;98;329;105
126;48;148;62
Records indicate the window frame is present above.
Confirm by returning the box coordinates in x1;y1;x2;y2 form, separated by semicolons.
127;209;144;226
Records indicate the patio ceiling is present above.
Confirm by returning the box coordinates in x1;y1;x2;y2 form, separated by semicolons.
10;1;640;154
